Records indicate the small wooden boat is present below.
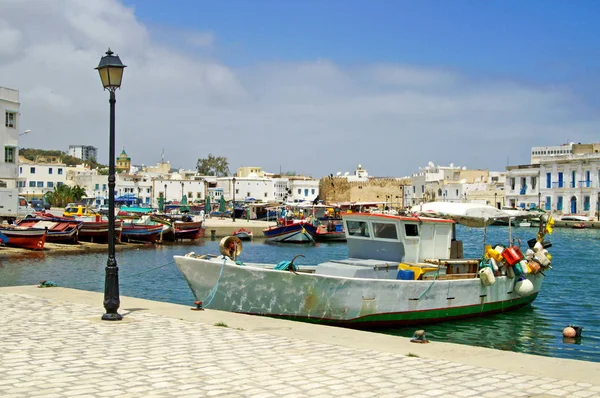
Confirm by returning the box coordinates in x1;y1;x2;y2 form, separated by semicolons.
233;227;253;240
16;218;83;244
314;225;346;242
263;220;315;243
0;227;47;250
121;223;164;243
572;222;587;229
173;220;204;240
79;219;123;243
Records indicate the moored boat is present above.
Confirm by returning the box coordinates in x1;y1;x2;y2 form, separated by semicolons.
15;218;83;244
263;220;315;243
175;208;553;328
78;219;123;243
121;223;164;243
233;227;253;240
0;227;47;250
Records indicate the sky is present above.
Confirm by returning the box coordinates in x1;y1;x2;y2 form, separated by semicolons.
2;0;600;178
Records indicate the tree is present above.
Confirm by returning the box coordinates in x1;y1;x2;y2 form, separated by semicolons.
196;154;230;176
44;185;88;207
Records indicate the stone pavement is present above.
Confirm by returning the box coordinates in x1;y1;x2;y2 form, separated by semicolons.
1;288;599;398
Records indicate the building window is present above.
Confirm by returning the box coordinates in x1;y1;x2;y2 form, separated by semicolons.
47;182;54;188
29;181;36;187
558;172;563;188
37;181;43;188
19;166;22;174
57;182;63;187
197;193;201;199
546;173;551;189
304;189;309;196
0;180;6;188
510;178;515;190
58;168;63;175
571;170;576;188
584;196;590;211
95;184;100;190
545;197;551;211
585;171;591;187
30;167;36;174
311;189;315;194
4;147;15;163
103;184;107;191
557;196;563;211
264;192;268;197
298;189;301;194
235;189;239;194
5;111;16;128
48;168;53;175
531;177;537;190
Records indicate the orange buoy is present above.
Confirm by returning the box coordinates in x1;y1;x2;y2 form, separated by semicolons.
563;326;576;338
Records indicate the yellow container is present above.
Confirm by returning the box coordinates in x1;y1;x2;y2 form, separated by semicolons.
485;245;503;262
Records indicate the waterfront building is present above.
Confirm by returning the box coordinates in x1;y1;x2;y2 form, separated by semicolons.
1;86;20;189
68;145;98;161
67;165;107;205
505;165;541;209
220;175;276;203
18;156;67;200
409;162;499;205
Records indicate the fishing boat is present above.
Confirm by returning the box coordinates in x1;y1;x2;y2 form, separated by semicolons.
232;227;253;240
78;219;123;243
121;223;164;243
15;218;83;244
0;227;46;250
175;206;553;327
151;215;203;241
313;219;346;242
263;220;316;243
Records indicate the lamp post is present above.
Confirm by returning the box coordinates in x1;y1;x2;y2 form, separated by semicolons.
495;192;498;209
164;184;167;206
232;177;236;222
96;48;126;321
538;192;541;209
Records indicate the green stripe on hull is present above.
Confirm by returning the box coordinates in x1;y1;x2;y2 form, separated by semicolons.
267;293;539;328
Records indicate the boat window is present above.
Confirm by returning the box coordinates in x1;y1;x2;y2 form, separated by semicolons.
373;222;398;239
405;224;419;237
346;220;370;237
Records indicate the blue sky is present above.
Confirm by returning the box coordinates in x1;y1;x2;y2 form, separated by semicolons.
6;0;600;177
126;0;600;83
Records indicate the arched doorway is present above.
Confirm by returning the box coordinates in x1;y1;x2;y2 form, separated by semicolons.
570;196;577;214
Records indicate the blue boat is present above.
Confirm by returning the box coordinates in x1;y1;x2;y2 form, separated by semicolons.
263;221;316;243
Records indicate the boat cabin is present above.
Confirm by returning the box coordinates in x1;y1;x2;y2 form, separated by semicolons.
314;213;468;280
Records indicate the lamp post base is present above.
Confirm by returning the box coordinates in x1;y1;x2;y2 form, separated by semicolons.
101;312;123;321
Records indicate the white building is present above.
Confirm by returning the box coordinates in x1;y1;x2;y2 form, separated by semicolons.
504;165;541;209
1;87;20;189
539;157;600;216
287;177;319;203
18;156;67;200
220;176;276;203
68;145;98;161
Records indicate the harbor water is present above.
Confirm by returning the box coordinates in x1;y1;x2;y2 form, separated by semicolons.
1;225;599;362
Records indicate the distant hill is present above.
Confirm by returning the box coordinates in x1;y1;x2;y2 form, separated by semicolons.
19;148;105;168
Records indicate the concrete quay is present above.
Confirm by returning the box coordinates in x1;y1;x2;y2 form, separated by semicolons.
1;286;599;398
203;218;275;238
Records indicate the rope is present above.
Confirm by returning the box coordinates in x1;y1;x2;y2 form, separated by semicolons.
201;256;228;308
418;267;439;300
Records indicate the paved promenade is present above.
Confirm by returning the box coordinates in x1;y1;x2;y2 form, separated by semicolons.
1;286;599;398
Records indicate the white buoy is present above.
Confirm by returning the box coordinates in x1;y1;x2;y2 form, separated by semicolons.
515;278;534;296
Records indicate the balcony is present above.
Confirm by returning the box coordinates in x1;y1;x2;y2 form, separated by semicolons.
577;180;594;188
551;182;564;188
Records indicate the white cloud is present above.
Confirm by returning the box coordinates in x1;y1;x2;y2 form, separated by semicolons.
2;0;599;178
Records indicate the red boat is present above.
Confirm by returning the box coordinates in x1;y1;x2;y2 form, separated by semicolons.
16;218;83;244
233;227;253;240
173;220;205;240
0;227;47;250
79;220;123;243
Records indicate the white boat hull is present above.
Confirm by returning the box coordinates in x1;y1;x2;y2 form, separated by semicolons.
174;255;544;327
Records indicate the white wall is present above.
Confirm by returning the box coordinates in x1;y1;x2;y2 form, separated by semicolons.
1;87;20;186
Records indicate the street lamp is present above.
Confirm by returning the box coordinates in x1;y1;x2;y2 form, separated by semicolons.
96;48;126;321
495;192;498;209
538;192;541;209
19;129;31;136
164;184;167;206
181;181;184;201
232;177;236;222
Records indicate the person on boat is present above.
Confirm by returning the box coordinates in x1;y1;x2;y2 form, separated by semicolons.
326;219;336;232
